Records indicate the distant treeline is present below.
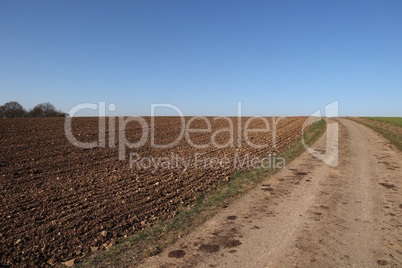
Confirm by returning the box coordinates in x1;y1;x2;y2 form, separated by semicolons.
0;101;68;119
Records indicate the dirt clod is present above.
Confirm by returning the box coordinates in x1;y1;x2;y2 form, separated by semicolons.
199;244;220;253
377;260;389;266
168;250;186;258
62;259;75;267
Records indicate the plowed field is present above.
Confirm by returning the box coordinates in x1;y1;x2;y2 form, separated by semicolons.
0;116;310;267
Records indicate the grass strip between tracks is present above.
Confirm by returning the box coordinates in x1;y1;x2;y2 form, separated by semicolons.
350;118;402;152
76;119;327;268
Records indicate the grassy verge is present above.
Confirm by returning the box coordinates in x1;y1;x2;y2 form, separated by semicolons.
76;119;327;267
365;117;402;128
350;118;402;151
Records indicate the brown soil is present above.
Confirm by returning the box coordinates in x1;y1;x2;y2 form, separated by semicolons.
0;116;308;267
141;118;402;267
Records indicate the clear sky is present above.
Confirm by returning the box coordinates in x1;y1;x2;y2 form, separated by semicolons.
1;0;401;116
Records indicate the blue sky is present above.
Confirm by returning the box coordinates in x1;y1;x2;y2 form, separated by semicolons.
1;0;401;116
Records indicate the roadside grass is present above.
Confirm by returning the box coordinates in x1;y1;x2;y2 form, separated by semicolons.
351;118;402;151
365;117;402;128
76;119;327;268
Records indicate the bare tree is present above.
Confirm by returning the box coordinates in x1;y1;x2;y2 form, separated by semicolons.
29;102;67;117
0;101;27;118
0;101;67;118
29;105;45;117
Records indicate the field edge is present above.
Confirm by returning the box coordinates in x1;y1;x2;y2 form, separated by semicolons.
74;119;327;268
348;117;402;151
364;117;402;128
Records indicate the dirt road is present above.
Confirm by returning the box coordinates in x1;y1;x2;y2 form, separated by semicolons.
140;118;402;267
